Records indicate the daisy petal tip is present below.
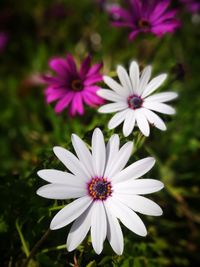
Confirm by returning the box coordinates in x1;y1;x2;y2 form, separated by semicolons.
94;247;103;255
103;75;109;84
53;146;61;154
71;133;78;141
143;230;148;237
94;127;101;134
96;89;102;97
172;109;176;115
66;242;75;252
160;181;165;190
123;131;130;138
117;250;123;256
36;188;41;196
37;170;43;177
145;157;156;170
98;106;105;113
50;221;59;231
157;208;163;216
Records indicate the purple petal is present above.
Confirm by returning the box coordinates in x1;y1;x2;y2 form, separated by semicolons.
129;0;142;19
111;21;134;28
108;6;132;21
150;0;170;21
54;92;73;113
80;55;91;78
84;74;102;86
87;63;103;78
82;91;104;107
49;58;69;77
84;85;100;93
45;88;66;103
128;29;140;40
152;10;178;25
66;54;78;75
69;93;84;116
151;22;180;36
42;75;65;86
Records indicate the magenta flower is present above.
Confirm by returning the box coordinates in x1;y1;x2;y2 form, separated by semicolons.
43;54;104;116
108;0;180;40
180;0;200;13
0;32;9;53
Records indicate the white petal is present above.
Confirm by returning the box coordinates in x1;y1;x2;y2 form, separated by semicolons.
37;170;85;187
135;110;150;136
104;134;120;177
142;108;166;131
129;61;139;94
37;184;86;199
105;204;123;255
105;198;147;236
123;109;136;137
142;74;167;98
97;89;124;102
143;101;176;115
91;201;107;254
145;92;178;102
108;109;128;129
113;179;164;195
71;134;94;177
92;128;106;177
98;102;128;113
138;66;152;94
109;141;133;178
112;157;155;184
114;194;163;216
103;75;127;97
67;205;93;251
117;65;132;94
50;196;92;230
53;147;88;179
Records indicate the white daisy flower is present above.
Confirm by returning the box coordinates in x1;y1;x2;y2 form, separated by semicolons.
97;61;178;137
37;128;164;255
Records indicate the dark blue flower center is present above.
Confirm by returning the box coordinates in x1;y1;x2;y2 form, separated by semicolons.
128;95;143;109
88;177;112;200
137;18;151;30
71;79;83;91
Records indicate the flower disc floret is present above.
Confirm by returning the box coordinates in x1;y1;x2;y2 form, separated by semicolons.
128;95;143;109
88;177;112;200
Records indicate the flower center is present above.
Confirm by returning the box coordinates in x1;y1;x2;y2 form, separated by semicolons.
137;18;151;30
88;177;112;201
128;95;143;109
71;79;83;91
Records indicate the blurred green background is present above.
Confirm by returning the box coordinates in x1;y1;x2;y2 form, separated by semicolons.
0;0;200;266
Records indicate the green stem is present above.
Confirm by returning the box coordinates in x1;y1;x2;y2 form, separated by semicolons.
22;229;51;267
16;219;30;257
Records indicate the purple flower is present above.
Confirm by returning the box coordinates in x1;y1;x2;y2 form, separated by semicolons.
108;0;180;40
180;0;200;14
0;32;9;52
43;54;104;116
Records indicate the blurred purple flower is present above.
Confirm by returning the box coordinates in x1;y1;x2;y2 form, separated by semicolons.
0;32;9;52
108;0;180;40
180;0;200;13
44;3;68;19
43;54;104;116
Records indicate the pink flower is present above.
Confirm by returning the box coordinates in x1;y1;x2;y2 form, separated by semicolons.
108;0;180;40
0;32;9;53
180;0;200;14
43;54;104;116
